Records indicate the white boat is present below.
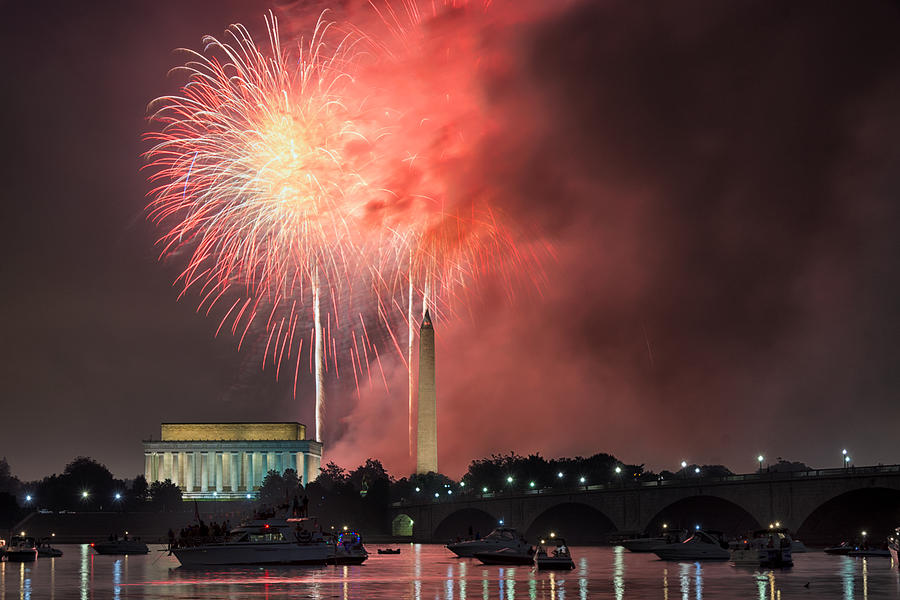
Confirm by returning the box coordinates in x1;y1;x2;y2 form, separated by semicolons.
730;529;793;568
535;538;575;570
5;536;38;562
171;516;331;567
446;527;531;558
474;547;535;565
653;530;730;561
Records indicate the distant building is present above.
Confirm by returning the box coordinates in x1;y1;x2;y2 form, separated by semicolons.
143;422;322;499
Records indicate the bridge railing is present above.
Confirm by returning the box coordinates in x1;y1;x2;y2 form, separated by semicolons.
390;464;900;506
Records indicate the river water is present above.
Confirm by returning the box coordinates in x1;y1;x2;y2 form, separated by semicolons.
1;544;898;599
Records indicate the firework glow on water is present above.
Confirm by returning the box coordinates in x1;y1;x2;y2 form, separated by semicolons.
144;1;547;446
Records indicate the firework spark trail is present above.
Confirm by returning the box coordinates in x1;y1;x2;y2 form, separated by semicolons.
144;11;380;442
145;3;546;451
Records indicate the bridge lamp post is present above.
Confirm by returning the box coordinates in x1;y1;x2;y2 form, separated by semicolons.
614;466;622;486
694;467;701;477
842;449;848;469
844;455;851;469
25;494;32;504
681;460;688;480
482;486;488;494
579;476;587;489
757;455;764;473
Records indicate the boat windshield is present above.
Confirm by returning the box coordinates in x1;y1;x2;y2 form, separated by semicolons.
485;528;519;541
684;532;718;545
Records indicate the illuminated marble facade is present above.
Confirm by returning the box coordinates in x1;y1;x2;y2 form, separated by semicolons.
143;422;322;499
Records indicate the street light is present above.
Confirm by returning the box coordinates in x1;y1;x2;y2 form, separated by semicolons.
844;455;851;467
506;476;514;484
558;472;564;479
114;493;122;501
81;491;89;499
680;461;687;469
529;481;535;488
694;467;701;475
614;466;622;474
25;494;32;503
482;487;488;493
415;487;420;492
757;455;764;472
434;492;439;498
579;476;586;484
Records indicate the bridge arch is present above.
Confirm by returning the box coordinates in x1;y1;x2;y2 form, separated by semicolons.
433;507;499;542
796;487;900;546
643;495;761;537
392;513;414;537
525;502;616;544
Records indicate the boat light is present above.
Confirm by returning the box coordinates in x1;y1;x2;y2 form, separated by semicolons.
265;524;270;529
20;531;25;536
343;526;348;531
695;525;700;530
775;522;780;527
81;491;89;498
540;539;546;544
415;487;420;492
550;532;556;538
448;490;452;495
862;531;867;536
434;492;439;498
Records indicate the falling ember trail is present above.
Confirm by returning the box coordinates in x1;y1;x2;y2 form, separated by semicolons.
314;264;325;443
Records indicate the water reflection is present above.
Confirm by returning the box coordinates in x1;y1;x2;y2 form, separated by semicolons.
4;544;900;599
612;545;624;600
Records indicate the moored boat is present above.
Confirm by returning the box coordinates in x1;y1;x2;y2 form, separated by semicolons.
824;541;857;555
171;516;331;567
5;536;38;562
446;527;530;558
328;530;368;565
377;548;401;554
730;529;793;568
535;538;575;570
653;530;730;561
37;538;63;558
92;536;150;555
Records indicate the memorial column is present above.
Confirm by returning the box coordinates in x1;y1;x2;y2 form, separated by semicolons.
215;452;224;493
200;452;209;492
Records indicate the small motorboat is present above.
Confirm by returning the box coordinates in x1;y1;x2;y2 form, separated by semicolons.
730;529;793;568
824;541;858;555
653;530;730;561
377;548;401;554
535;538;574;570
446;527;531;558
5;536;38;562
37;538;63;558
474;547;535;566
92;535;150;555
328;530;368;565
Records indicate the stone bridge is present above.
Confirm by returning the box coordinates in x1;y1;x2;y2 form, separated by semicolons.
389;465;900;545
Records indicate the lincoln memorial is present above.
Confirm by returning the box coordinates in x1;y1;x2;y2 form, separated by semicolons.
143;422;322;499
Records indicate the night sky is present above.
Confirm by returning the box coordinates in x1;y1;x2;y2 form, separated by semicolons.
2;0;900;482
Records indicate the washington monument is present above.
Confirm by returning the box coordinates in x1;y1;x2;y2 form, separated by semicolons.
416;309;437;474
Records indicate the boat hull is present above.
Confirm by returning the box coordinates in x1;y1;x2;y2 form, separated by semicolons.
475;550;534;566
92;542;149;555
173;542;331;566
6;550;37;562
654;547;730;561
536;558;574;570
